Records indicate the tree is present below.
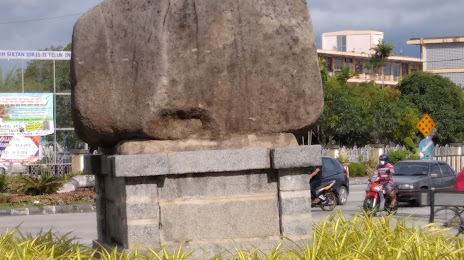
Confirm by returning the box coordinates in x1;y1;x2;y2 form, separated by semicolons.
318;57;329;84
366;39;395;87
312;76;419;147
397;72;464;145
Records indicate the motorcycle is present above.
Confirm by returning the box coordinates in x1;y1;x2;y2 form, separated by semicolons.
363;176;398;216
311;180;337;211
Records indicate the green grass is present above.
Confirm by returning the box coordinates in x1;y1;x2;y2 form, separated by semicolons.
1;211;464;259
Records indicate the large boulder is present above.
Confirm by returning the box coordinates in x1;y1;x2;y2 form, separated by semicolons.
71;0;323;148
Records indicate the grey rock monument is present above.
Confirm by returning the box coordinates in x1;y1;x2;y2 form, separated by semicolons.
72;0;323;257
71;0;323;148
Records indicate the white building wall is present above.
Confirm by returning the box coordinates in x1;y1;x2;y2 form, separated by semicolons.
346;34;371;53
373;34;383;46
322;31;384;54
322;35;337;51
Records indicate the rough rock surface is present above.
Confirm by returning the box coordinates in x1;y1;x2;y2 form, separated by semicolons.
71;0;323;148
116;133;298;154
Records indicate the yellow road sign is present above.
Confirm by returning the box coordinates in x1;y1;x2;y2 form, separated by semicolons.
416;114;435;137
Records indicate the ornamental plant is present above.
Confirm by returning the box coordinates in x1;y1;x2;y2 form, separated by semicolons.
3;212;464;259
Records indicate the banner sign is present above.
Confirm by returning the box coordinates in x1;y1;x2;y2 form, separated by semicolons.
0;93;54;136
0;136;39;163
0;50;71;60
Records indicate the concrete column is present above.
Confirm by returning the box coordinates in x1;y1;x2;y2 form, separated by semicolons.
325;145;340;159
71;149;88;173
370;144;385;165
272;146;322;242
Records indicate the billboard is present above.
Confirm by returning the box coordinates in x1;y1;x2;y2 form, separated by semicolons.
0;93;54;136
0;50;71;60
0;136;39;163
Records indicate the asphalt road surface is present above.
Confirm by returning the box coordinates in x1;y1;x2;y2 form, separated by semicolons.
0;212;97;246
0;184;457;245
312;184;445;229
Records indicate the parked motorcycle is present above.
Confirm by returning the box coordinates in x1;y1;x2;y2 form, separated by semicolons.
311;180;337;211
363;176;398;216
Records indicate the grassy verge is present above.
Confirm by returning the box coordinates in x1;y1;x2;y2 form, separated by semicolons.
1;211;464;259
0;189;95;209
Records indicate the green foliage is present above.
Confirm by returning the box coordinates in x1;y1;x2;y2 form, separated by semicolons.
348;162;366;177
388;149;410;164
366;39;395;75
403;137;417;153
313;79;419;146
0;174;6;192
335;66;352;84
16;174;65;196
304;211;464;259
0;228;93;259
2;212;464;259
398;72;464;145
5;175;23;194
388;149;420;164
318;57;329;84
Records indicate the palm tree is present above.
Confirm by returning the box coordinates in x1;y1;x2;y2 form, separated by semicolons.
366;39;395;87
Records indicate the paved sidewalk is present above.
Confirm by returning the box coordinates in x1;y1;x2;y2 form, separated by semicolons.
0;203;96;217
349;177;369;186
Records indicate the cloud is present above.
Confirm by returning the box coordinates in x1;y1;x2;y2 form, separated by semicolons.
0;0;103;50
0;0;462;57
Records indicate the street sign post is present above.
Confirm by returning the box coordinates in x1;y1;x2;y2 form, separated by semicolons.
416;114;435;138
417;114;437;160
419;138;434;160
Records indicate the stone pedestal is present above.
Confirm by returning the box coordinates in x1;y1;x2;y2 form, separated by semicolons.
85;145;321;258
71;149;88;173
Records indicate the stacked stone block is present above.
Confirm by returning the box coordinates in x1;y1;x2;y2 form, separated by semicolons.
86;145;321;256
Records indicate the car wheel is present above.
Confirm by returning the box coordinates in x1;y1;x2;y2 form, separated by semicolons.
337;185;348;205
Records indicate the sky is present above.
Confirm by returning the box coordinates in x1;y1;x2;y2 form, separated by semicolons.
0;0;463;58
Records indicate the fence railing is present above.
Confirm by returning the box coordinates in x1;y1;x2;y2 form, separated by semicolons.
24;163;72;176
323;144;464;172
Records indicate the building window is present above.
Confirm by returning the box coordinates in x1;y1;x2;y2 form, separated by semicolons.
325;57;333;72
383;63;392;75
334;58;343;72
344;58;352;73
402;63;409;75
337;35;346;52
392;63;400;76
355;59;363;74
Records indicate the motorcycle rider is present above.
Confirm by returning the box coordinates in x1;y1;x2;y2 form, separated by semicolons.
373;154;396;208
309;165;322;205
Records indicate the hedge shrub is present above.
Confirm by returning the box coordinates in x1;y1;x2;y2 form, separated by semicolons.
348;162;366;177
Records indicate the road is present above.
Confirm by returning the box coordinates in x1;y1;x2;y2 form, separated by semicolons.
0;212;97;246
0;184;454;246
312;184;439;228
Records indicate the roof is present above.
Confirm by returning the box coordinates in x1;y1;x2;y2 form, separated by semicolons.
407;36;464;45
317;49;422;62
322;30;383;37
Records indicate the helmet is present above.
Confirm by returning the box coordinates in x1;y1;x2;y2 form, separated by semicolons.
379;154;389;166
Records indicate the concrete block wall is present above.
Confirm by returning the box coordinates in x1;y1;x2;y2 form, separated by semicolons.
86;145;321;256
